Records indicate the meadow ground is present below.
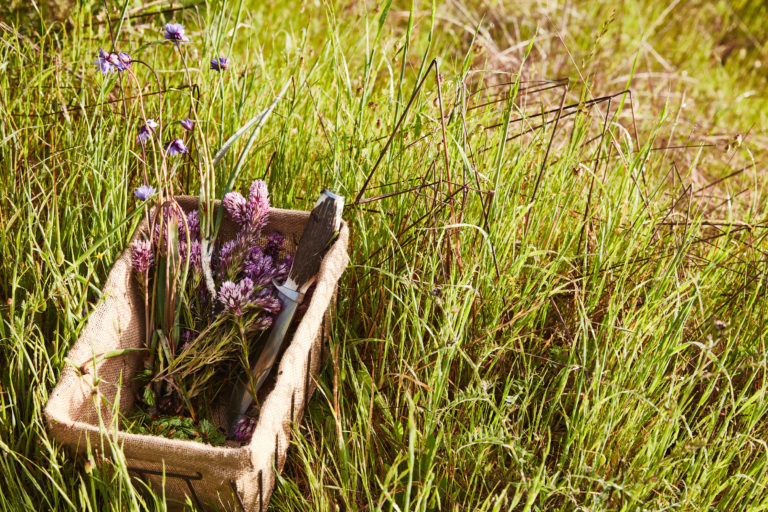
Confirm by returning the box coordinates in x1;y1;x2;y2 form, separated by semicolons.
3;0;768;510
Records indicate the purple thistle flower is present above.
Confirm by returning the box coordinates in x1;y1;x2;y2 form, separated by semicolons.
163;23;189;43
210;57;230;72
94;48;115;75
134;185;156;201
232;415;255;442
223;191;250;225
136;118;158;145
218;278;255;316
180;118;195;131
165;138;188;156
131;239;154;273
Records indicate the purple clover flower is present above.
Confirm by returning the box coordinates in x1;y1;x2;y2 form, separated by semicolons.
232;416;255;442
134;185;156;201
165;139;188;156
275;254;292;281
217;239;237;275
181;118;194;131
188;240;202;270
186;210;200;239
252;291;281;315
210;57;230;71
223;191;250;225
222;180;270;229
243;246;275;285
136;119;158;145
163;23;189;43
131;239;154;273
249;180;269;216
265;232;285;258
218;278;255;316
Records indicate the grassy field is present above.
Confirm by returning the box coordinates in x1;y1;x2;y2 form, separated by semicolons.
3;0;768;510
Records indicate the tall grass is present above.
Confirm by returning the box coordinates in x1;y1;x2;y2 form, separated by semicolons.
2;0;768;510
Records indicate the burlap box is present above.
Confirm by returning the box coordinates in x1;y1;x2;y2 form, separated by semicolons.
45;196;350;510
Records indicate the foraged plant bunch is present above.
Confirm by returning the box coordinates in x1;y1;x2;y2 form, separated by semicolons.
129;180;291;443
92;20;293;444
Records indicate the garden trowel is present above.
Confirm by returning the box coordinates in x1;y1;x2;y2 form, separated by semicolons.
229;189;344;431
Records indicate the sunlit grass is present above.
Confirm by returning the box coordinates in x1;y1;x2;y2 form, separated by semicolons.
2;0;768;510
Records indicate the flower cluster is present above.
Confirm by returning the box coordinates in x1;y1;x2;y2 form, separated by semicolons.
101;21;279;446
94;22;229;163
131;179;290;321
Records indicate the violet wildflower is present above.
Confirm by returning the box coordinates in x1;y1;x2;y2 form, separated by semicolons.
163;23;189;43
165;139;188;156
218;278;254;316
180;118;195;131
210;57;230;71
118;52;132;68
94;48;115;75
232;416;255;442
134;185;156;201
131;239;154;273
136;119;158;145
105;51;122;68
223;191;250;225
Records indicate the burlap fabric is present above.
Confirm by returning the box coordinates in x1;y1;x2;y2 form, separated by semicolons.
44;196;349;510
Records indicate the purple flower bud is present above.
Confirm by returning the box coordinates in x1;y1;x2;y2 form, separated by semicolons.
210;57;230;71
136;119;158;145
180;118;194;131
223;191;250;226
163;23;189;43
134;185;156;201
131;239;154;273
232;415;255;442
164;139;188;156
